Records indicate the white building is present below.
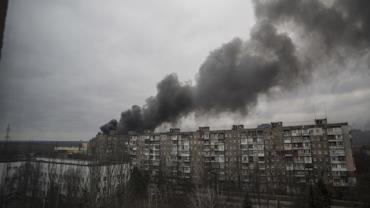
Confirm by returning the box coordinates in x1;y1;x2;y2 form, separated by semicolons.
0;157;130;204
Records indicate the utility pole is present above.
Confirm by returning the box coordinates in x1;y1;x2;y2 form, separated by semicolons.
5;124;10;142
2;124;10;158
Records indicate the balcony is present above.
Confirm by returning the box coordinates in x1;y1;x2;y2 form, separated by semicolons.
215;148;225;152
149;152;160;157
284;139;292;144
179;158;190;163
152;161;160;166
291;132;302;137
332;167;347;171
203;148;211;152
331;144;345;150
179;151;190;157
302;131;310;136
330;150;345;156
181;168;191;173
327;128;342;136
241;139;248;145
292;138;303;143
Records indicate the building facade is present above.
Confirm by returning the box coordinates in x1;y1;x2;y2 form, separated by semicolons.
0;157;130;206
128;119;356;192
88;130;130;162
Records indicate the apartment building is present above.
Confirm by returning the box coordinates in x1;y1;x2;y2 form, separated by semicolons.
88;130;130;162
128;119;356;192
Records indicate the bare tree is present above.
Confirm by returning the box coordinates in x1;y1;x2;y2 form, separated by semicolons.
9;159;43;208
62;166;84;207
29;161;42;207
114;163;130;208
0;161;12;208
45;158;63;208
82;162;102;208
188;186;224;208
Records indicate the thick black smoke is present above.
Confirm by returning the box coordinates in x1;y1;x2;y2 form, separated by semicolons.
254;0;370;57
195;22;303;113
101;0;370;134
116;74;193;134
100;119;118;135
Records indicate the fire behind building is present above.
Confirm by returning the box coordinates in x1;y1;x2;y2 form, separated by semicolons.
89;118;356;193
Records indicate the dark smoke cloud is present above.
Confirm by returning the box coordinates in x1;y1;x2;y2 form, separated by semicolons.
101;0;370;134
100;119;118;135
115;74;193;134
254;0;370;57
195;22;303;113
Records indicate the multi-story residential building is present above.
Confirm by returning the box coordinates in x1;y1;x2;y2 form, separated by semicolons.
88;130;130;162
128;119;356;192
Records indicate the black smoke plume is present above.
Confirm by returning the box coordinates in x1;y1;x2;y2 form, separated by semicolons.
101;0;370;135
118;75;193;133
100;119;118;135
254;0;370;57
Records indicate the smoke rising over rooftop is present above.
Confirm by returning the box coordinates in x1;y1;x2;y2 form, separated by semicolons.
101;0;370;134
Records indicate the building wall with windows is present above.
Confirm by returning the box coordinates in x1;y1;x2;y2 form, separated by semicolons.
128;119;356;191
0;157;130;204
88;131;130;162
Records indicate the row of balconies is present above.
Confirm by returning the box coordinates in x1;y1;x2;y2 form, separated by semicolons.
332;171;348;177
329;150;346;156
297;149;312;155
151;161;160;166
327;134;343;141
327;128;343;135
178;152;190;157
332;167;348;171
329;141;344;148
150;146;160;150
178;159;190;163
141;158;344;172
131;140;342;161
178;168;191;173
293;157;313;163
149;137;160;141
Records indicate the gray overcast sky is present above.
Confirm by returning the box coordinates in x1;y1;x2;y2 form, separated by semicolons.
0;0;369;140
